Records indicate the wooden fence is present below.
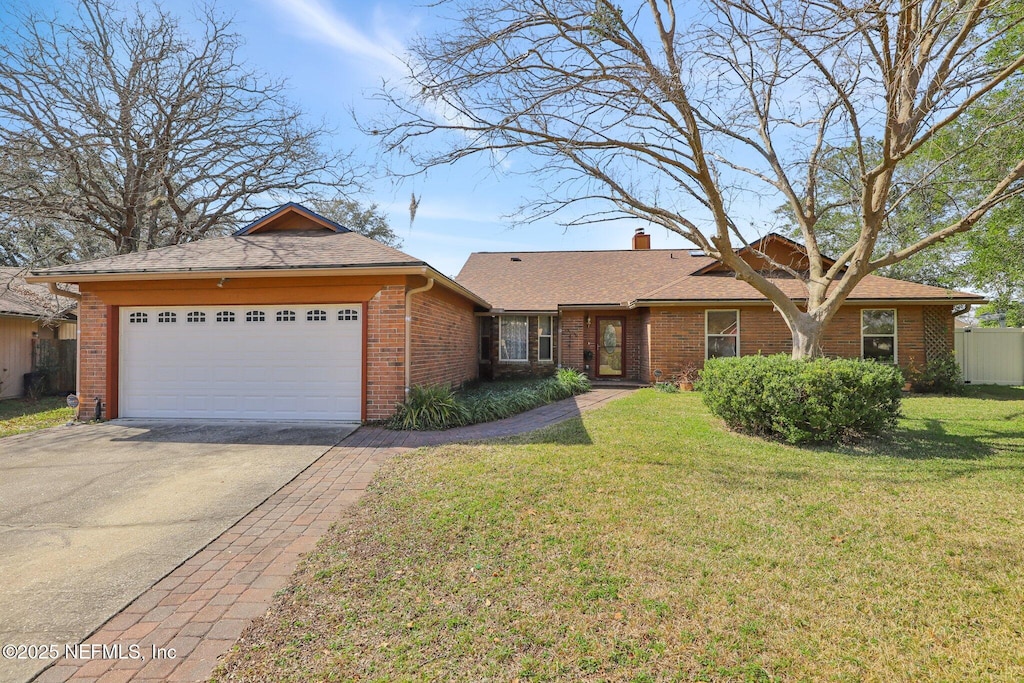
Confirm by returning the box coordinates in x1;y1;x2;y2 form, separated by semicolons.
33;338;77;394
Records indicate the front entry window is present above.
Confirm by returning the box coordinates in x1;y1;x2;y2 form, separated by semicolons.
597;318;623;376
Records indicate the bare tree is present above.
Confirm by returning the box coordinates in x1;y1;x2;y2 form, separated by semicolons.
308;195;403;248
370;0;1024;357
0;0;359;259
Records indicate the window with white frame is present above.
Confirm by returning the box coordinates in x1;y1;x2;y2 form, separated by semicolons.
538;315;554;362
499;315;528;362
862;309;897;363
706;310;739;358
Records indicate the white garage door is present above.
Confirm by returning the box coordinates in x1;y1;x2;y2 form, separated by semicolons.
119;304;362;421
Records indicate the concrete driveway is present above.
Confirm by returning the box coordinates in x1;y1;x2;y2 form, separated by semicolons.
0;420;355;683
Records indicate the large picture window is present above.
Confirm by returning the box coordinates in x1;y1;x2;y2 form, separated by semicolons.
706;310;739;359
862;309;897;363
538;315;554;362
499;315;528;362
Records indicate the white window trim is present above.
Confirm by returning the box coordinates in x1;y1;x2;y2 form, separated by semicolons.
538;315;554;363
499;315;529;363
861;308;898;364
705;309;740;360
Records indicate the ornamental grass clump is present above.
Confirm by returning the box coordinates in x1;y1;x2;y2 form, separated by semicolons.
698;355;903;444
389;368;590;430
389;384;469;431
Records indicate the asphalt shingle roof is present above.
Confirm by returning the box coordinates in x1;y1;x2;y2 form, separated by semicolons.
456;249;983;311
0;268;78;318
31;230;425;277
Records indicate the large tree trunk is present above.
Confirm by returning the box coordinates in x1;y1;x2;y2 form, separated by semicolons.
787;311;825;360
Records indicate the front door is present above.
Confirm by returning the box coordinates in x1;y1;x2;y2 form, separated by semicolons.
595;317;625;377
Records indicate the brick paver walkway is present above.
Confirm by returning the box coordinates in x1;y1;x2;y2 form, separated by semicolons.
33;387;634;682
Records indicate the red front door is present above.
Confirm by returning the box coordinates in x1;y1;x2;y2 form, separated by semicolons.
595;317;625;377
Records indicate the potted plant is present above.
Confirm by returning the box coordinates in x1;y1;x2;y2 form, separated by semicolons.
676;363;699;391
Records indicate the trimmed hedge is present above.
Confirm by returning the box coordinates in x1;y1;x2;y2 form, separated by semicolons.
698;355;903;444
389;368;591;431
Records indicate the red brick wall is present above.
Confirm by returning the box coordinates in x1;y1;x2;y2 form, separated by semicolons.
77;292;108;420
365;285;406;420
410;285;478;389
643;304;953;382
76;278;482;423
560;311;586;373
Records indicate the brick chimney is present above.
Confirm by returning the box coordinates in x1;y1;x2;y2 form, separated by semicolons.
632;227;651;250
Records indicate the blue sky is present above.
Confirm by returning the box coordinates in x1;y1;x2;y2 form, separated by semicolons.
177;0;707;276
4;0;770;276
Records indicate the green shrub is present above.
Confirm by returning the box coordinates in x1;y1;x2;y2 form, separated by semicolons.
654;381;680;393
555;367;591;394
698;355;903;444
389;384;469;431
390;369;591;431
912;353;963;394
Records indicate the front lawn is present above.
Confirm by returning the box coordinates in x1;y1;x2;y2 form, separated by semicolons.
0;396;74;439
215;386;1024;682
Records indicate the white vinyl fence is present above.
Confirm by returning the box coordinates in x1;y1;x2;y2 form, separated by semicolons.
954;327;1024;385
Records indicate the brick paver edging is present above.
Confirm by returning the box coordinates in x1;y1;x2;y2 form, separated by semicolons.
33;388;634;682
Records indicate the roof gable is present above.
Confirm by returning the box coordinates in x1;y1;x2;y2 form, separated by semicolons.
694;233;837;275
234;203;351;235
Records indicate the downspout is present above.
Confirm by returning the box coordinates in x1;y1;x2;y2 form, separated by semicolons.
48;282;82;301
404;277;435;397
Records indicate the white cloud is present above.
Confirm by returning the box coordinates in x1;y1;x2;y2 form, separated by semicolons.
266;0;405;74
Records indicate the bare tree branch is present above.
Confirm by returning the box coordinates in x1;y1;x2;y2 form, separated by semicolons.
0;0;360;261
368;0;1024;356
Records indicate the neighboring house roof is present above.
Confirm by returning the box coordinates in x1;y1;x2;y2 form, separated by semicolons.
457;243;985;312
0;267;78;320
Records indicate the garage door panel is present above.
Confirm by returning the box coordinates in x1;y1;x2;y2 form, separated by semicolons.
120;304;363;421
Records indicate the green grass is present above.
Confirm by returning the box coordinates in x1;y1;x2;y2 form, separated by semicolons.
214;386;1024;682
0;396;74;438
